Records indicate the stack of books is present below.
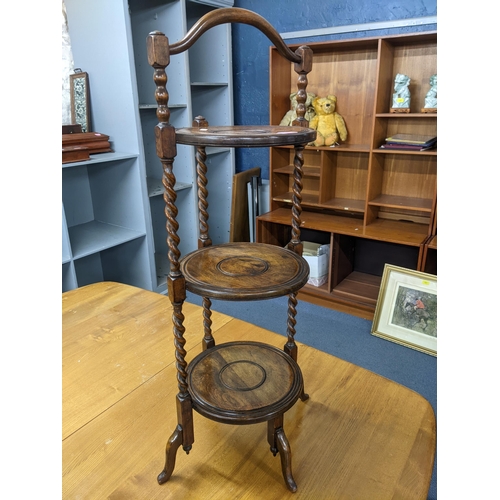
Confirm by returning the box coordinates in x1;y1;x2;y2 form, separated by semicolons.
380;134;437;151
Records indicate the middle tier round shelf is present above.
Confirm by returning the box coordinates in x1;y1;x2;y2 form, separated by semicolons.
175;125;316;148
180;242;310;300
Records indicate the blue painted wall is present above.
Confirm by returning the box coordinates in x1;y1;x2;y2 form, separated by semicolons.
231;0;437;178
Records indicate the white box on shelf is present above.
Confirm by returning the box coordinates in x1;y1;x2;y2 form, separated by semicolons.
302;242;330;286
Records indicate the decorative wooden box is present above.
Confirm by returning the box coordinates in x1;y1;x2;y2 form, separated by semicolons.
62;145;90;164
62;132;112;155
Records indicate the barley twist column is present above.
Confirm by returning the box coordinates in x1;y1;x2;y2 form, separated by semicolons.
149;31;193;457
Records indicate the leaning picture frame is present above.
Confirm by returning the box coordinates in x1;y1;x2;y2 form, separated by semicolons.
70;69;91;133
371;264;437;356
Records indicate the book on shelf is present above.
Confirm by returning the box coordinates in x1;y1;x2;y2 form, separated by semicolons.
380;142;436;151
384;133;437;146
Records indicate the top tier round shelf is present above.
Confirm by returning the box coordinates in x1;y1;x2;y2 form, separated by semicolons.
175;125;316;148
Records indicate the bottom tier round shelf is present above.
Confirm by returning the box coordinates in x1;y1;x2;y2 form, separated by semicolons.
180;242;310;300
187;341;304;425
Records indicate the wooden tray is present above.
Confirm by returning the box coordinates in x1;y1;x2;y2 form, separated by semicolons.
62;145;90;164
62;131;112;154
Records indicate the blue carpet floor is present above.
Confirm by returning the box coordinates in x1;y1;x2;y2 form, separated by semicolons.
186;292;437;499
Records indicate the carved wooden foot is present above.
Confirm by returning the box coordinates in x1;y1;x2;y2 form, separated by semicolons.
267;418;297;492
157;425;184;485
276;428;297;492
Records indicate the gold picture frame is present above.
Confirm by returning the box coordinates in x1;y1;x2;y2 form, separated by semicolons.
70;69;91;133
371;264;437;356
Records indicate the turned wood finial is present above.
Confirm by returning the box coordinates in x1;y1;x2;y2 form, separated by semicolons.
147;31;170;68
292;46;313;127
193;116;209;128
147;31;171;125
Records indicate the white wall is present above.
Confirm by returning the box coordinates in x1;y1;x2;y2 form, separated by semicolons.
62;1;74;124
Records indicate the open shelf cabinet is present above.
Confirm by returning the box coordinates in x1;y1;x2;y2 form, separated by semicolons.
63;0;235;294
129;0;235;293
63;0;155;292
257;32;437;318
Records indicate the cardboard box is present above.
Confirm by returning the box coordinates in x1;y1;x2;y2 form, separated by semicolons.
302;242;330;286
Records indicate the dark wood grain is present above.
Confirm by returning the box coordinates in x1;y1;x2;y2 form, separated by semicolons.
180;242;310;300
169;7;302;65
176;125;315;147
147;7;315;492
188;341;303;424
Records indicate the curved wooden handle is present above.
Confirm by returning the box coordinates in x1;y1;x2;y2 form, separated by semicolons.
170;7;301;64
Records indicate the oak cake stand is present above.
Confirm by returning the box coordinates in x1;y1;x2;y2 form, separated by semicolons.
147;8;315;492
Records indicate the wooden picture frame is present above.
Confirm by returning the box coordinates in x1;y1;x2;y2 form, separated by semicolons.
371;264;437;356
70;69;91;133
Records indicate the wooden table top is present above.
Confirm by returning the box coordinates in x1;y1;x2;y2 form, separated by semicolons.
62;281;436;499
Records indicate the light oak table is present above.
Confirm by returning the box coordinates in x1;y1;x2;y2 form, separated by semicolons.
62;281;436;499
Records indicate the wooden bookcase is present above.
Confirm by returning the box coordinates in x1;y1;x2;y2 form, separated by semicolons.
257;32;437;318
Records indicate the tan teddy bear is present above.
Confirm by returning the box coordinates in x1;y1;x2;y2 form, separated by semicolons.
308;95;347;147
279;92;316;126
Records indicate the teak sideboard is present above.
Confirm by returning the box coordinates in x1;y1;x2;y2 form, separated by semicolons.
257;32;437;318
